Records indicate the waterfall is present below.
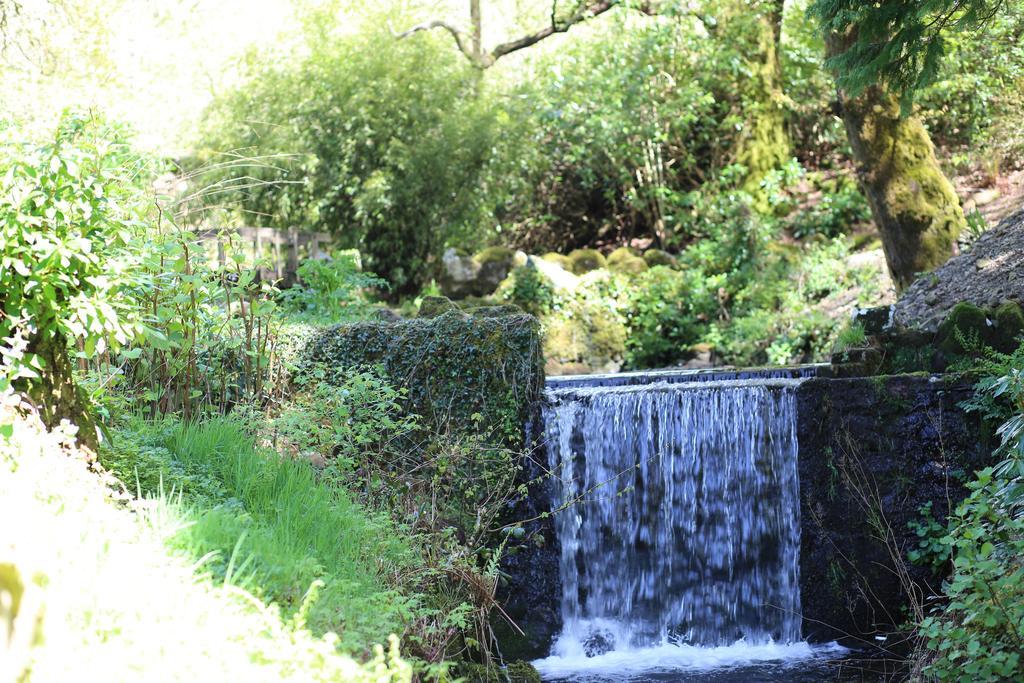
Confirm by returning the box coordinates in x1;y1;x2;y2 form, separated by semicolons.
541;376;803;659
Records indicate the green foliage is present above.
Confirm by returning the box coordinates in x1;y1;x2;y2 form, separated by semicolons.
790;174;872;239
280;251;388;321
506;263;555;317
915;342;1024;680
908;501;954;571
106;417;419;653
833;322;867;353
917;3;1024;161
276;365;419;471
623;266;710;368
0;111;143;392
199;11;496;296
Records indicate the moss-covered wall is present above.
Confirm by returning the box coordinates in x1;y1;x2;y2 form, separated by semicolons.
300;310;544;444
796;374;989;645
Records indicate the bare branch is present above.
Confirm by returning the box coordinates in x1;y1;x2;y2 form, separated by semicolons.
390;18;487;67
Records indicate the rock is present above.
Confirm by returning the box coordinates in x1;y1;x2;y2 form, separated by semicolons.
582;628;616;657
567;248;607;275
894;207;1024;330
682;343;714;369
505;661;543;683
851;305;894;336
972;188;1001;206
643;249;678;268
541;252;572;270
935;301;993;356
439;246;517;299
607;246;648;275
530;255;580;292
418;295;460;318
994;301;1024;351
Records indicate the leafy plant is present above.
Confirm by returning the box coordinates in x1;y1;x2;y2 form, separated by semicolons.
915;342;1024;680
0;111;148;439
280;251;387;320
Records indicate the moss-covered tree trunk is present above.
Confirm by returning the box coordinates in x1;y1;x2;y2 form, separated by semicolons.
726;0;791;195
826;32;965;291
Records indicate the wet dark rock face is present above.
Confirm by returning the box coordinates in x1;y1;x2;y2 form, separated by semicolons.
796;375;989;645
494;430;562;661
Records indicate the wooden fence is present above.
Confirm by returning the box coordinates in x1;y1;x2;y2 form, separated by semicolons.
196;227;332;287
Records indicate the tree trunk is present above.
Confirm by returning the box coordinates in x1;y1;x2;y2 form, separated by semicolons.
727;0;791;196
826;33;965;291
23;331;98;452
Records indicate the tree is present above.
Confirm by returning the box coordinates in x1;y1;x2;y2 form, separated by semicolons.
823;28;965;291
398;0;792;193
809;1;1009;289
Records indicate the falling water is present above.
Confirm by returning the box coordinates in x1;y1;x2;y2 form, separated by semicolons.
540;376;804;663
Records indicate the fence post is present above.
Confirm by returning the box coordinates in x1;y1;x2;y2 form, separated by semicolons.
287;226;300;286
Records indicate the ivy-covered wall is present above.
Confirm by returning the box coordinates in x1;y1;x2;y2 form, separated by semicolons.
300;309;544;444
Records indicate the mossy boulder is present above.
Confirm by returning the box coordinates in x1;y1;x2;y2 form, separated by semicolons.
544;304;627;375
643;249;678;268
936;302;992;355
607;247;648;275
418;295;460;319
456;661;541;683
475;246;516;265
993;301;1024;351
567;248;606;275
439;247;517;299
541;252;572;270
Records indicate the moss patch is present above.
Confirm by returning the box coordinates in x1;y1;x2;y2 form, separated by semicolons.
475;246;517;265
541;252;571;270
607;247;648;275
567;248;606;275
642;249;677;268
418;295;460;318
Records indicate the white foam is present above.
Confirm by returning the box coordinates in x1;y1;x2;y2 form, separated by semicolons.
533;640;847;679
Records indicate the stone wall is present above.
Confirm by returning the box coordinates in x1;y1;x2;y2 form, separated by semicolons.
796;374;989;645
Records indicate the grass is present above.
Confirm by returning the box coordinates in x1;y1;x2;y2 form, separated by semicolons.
102;416;424;655
0;410;413;682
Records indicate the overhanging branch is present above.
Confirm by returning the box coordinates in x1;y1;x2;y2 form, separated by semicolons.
395;0;697;69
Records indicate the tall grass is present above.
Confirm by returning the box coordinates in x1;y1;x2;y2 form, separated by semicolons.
109;417;422;653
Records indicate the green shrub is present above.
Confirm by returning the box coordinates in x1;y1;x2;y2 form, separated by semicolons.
198;9;497;297
622;266;705;369
642;249;677;268
916;343;1024;681
280;251;388;321
0;112;147;438
607;247;648;275
790;175;871;239
506;263;555;316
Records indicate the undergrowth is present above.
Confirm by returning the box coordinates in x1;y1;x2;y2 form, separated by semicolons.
0;408;412;682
